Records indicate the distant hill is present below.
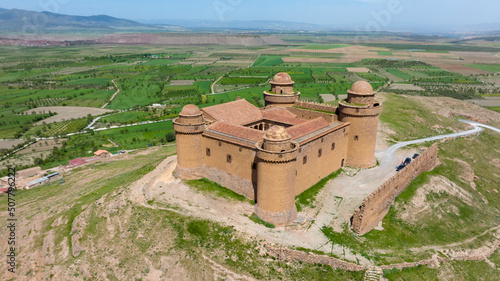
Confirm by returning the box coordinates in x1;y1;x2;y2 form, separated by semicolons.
0;8;163;32
140;19;330;31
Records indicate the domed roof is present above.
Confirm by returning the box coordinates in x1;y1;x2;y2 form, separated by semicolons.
264;125;291;141
349;81;374;94
179;104;201;116
271;72;294;84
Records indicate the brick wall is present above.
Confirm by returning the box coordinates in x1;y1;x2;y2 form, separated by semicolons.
352;143;439;235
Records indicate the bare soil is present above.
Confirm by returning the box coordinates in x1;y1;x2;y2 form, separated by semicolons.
0;139;24;149
347;67;371;73
466;98;500;107
17;138;67;154
25;106;113;124
388;83;425;91
407;95;500;125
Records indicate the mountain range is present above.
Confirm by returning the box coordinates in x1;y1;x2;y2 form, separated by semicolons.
1;8;500;35
0;8;163;32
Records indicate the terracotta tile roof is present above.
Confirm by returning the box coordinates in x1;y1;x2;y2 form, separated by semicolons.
69;157;86;166
201;99;263;125
262;109;307;126
94;150;109;155
207;122;265;142
286;117;330;140
262;107;298;119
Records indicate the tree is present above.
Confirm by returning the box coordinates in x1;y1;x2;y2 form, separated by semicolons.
165;131;176;142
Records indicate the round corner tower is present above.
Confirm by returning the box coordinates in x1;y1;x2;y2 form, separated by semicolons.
255;126;298;226
263;72;301;108
338;81;382;168
173;104;205;179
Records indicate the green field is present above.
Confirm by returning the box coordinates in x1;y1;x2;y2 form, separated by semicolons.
252;55;284;66
386;68;413;80
100;111;152;124
377;51;393;56
465;63;500;73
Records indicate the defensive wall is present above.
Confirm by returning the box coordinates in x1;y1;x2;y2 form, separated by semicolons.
294;100;336;113
262;239;500;272
352;143;439;235
263;245;365;271
287;107;336;123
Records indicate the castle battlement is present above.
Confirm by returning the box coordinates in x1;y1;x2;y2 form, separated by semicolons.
294;100;337;113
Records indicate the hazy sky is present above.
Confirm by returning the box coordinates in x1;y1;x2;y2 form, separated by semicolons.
1;0;499;31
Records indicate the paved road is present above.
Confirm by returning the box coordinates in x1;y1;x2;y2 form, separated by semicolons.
380;119;489;170
313;119;499;236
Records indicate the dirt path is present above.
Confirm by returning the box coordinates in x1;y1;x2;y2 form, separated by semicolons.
101;79;120;108
211;75;224;94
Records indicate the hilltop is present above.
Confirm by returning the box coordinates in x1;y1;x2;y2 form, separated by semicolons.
1;93;499;280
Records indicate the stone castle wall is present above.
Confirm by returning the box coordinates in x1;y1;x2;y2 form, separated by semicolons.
352;143;439;235
264;245;365;271
286;107;336;123
294;100;336;113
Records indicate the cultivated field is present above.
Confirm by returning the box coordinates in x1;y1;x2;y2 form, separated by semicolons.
0;139;24;149
27;107;114;124
388;83;425;91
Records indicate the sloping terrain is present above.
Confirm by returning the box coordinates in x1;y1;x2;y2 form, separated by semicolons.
1;94;499;280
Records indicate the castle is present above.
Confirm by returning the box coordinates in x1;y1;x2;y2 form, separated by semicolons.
173;73;382;226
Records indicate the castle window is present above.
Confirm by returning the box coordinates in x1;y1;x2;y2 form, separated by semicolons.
354;135;359;141
318;149;322;157
303;156;307;164
206;148;211;156
341;159;345;167
343;128;346;133
321;138;324;143
239;147;243;152
218;141;222;146
331;143;335;150
226;154;232;163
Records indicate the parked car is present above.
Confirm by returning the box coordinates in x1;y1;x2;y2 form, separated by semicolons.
396;164;406;171
412;153;420;159
404;157;412;165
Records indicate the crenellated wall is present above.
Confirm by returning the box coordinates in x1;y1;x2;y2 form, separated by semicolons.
352;143;439;235
286;106;336;123
294;100;336;113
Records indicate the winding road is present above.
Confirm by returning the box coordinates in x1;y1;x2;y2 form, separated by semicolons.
380;119;495;170
313;119;500;245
